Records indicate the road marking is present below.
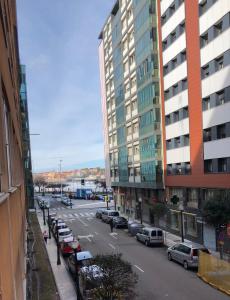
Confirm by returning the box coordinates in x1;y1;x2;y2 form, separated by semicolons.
90;212;94;216
110;232;118;239
108;243;116;250
78;234;94;242
78;218;88;227
63;214;68;217
85;213;90;216
134;265;144;273
68;214;73;217
79;213;84;217
74;213;79;217
95;232;99;235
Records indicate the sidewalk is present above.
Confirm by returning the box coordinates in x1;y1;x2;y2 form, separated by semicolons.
36;211;77;300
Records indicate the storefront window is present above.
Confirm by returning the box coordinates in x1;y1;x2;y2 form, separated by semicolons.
170;210;179;231
185;214;197;237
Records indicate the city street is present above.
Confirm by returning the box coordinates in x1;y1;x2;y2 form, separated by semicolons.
45;197;229;300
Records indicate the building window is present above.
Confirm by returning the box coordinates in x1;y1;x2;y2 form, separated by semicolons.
181;50;186;62
134;167;140;176
218;158;227;172
166;139;172;150
169;4;175;16
184;162;191;174
172;57;177;69
214;21;223;37
216;90;225;106
182;107;188;118
173;84;178;95
203;96;211;110
170;31;176;43
203;128;211;142
162;40;167;50
200;32;208;47
179;22;185;34
170;211;180;231
174;137;181;148
182;78;187;90
173;111;179;122
202;65;209;78
217;124;226;139
161;14;166;25
204;159;213;173
163;65;168;75
167;164;172;175
164;90;169;100
184;135;189;146
186;214;197;237
215;56;224;71
199;0;207;16
165;115;170;126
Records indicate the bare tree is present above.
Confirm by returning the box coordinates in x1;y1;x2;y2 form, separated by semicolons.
80;253;138;300
33;175;47;193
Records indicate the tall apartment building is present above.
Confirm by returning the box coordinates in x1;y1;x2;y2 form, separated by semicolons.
99;0;230;248
158;0;230;249
0;1;27;299
99;0;164;223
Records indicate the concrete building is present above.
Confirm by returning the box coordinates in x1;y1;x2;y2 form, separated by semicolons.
0;1;27;299
100;0;230;249
99;0;164;223
158;0;230;249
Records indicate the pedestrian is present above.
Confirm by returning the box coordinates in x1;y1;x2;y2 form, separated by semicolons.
43;230;48;244
109;218;114;233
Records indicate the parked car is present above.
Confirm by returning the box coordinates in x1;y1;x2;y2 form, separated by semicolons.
101;210;119;223
128;222;144;236
54;222;68;234
60;236;81;257
51;218;64;229
67;251;93;274
167;242;210;269
112;216;128;228
136;227;164;246
58;228;73;242
95;208;110;219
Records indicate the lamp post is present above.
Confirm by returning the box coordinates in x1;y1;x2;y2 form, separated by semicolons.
179;202;184;243
42;200;46;225
56;220;61;265
72;243;81;299
47;207;51;239
139;197;143;224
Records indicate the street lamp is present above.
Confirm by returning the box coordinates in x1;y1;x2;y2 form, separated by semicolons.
42;200;46;225
72;243;81;298
56;220;61;265
47;207;51;239
139;197;143;224
179;201;184;243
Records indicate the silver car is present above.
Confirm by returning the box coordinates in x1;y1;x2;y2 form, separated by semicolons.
136;227;164;246
167;242;210;269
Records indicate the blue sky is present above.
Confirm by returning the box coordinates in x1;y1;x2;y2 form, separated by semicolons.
17;0;114;172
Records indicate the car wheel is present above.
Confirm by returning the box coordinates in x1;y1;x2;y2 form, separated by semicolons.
183;261;189;270
145;240;150;247
168;253;172;261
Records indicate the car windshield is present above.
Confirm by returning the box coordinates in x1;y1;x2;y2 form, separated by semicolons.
59;231;71;236
110;212;119;216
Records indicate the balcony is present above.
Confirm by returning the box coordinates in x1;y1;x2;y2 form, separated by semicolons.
122;25;127;36
132;108;138;117
123;47;128;57
111;103;115;111
125;90;130;100
129;38;134;49
129;176;134;182
133;131;139;140
130;85;137;95
108;125;112;132
127;15;133;27
127;134;132;142
126;113;131;121
133;154;140;161
112;122;116;129
130;62;136;72
134;175;141;183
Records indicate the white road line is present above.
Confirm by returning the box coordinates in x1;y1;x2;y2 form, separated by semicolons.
90;212;94;216
108;243;116;250
78;218;88;227
63;214;68;217
134;265;144;273
85;213;90;216
74;213;79;217
111;235;117;239
68;214;73;217
79;213;84;217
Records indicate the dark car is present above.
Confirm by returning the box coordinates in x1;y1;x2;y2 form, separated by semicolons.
128;222;144;236
95;208;110;219
112;217;128;228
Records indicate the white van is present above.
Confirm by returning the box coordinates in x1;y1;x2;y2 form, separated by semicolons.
136;227;164;246
101;210;119;223
58;228;73;242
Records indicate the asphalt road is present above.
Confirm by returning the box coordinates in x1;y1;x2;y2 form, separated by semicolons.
46;197;229;300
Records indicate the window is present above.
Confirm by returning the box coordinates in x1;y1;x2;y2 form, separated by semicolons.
132;100;137;111
204;159;213;173
179;22;185;34
202;65;209;78
217;124;226;139
214;21;223;37
164;90;169;100
216;90;225;105
170;31;176;43
166;139;172;150
199;0;207;16
134;145;139;154
167;164;172;175
218;158;227;172
134;167;140;176
215;56;224;71
163;65;168;75
175;137;181;148
203;97;211;110
165;115;170;126
184;135;189;146
182;107;188;118
127;125;132;136
169;4;175;16
173;84;178;95
161;14;166;25
133;122;138;133
129;53;135;65
203;128;211;142
182;78;187;90
172;57;177;69
162;40;167;50
181;50;186;62
200;32;208;47
173;111;179;122
184;162;191;174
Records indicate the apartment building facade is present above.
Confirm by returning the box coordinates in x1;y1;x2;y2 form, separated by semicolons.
0;1;27;299
99;0;164;223
100;0;230;248
158;0;230;249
